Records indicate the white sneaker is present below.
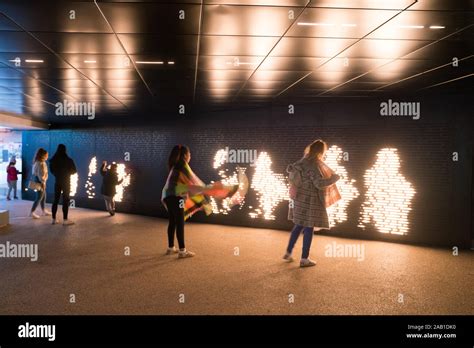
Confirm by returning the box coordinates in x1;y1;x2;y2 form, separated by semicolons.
178;250;195;258
63;219;75;226
300;258;317;267
30;212;40;219
166;247;178;255
283;253;294;262
52;218;58;225
42;210;51;216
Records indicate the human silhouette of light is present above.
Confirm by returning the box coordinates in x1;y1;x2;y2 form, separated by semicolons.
85;156;97;198
210;149;248;215
70;173;78;197
358;148;415;235
324;145;360;227
249;152;289;220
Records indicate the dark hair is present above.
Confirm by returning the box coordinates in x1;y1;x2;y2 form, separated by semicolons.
51;144;68;161
56;144;67;155
168;144;190;170
304;139;327;160
33;148;48;163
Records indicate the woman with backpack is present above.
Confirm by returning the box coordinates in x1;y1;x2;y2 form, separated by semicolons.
284;139;341;267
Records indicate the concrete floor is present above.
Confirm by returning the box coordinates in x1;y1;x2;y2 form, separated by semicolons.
0;199;472;315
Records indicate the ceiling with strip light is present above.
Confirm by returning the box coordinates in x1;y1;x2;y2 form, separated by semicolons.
0;0;472;124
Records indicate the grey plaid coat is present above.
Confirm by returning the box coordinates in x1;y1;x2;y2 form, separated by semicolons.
287;157;340;228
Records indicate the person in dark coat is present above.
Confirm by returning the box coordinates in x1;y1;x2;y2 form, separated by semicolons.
100;161;123;216
49;144;77;226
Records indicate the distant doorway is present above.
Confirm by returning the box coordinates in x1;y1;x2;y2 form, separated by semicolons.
0;130;22;199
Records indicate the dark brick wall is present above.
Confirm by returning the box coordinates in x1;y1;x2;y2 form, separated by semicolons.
22;96;473;247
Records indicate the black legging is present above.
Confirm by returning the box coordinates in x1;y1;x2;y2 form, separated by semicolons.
52;181;70;220
164;196;185;249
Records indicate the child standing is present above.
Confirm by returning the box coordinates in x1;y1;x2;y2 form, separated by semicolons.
100;161;123;216
6;160;21;200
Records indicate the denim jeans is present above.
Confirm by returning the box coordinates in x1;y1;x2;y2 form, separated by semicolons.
31;188;46;213
286;224;314;259
7;180;17;198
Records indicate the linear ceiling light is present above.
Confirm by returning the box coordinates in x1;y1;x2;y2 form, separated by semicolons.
25;59;44;63
297;22;335;26
429;25;445;29
398;25;424;29
135;61;164;64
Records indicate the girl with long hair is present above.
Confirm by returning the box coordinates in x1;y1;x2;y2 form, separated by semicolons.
284;140;341;267
29;148;50;219
162;144;247;258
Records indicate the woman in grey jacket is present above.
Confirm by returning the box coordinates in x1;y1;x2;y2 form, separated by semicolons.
284;140;340;267
29;148;50;219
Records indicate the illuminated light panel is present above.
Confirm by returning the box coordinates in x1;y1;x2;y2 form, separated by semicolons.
297;22;335;26
135;61;164;65
225;61;256;66
249;152;289;220
70;173;78;197
358;148;415;235
85;157;97;199
25;59;44;63
429;25;445;29
167;61;175;65
398;25;424;29
324;146;360;228
211;149;247;215
115;163;131;202
297;22;356;27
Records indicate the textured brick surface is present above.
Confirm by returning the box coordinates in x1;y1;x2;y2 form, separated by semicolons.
22;97;472;247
